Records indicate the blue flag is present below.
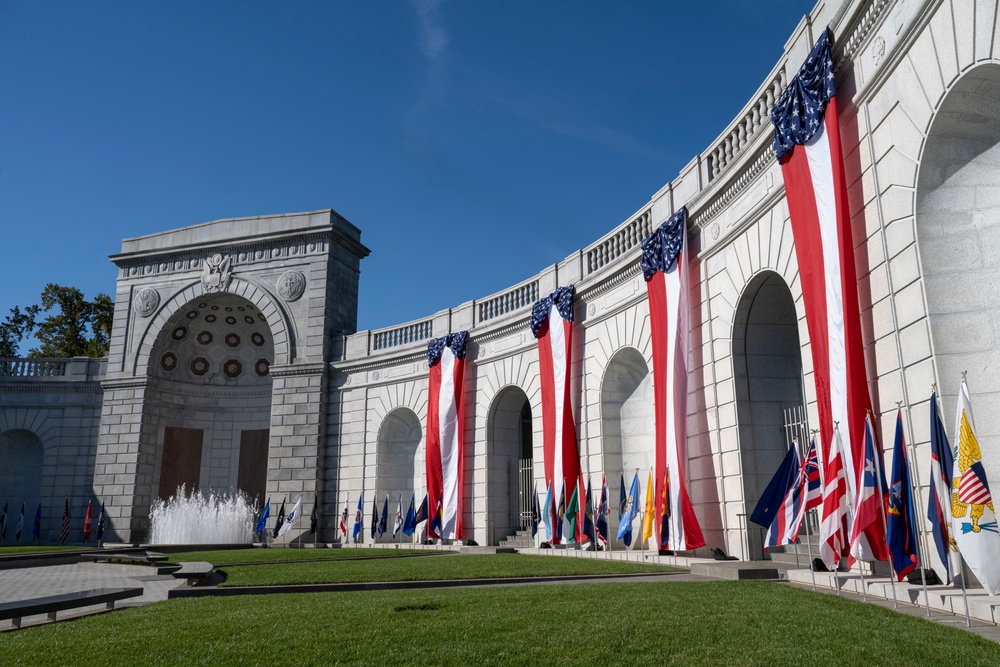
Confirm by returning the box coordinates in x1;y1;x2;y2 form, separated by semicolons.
255;497;271;535
403;493;416;536
32;502;41;540
531;484;541;538
928;391;955;583
352;493;364;539
583;478;596;544
887;411;919;580
541;483;553;542
750;446;800;528
429;493;443;537
617;472;639;546
378;494;389;538
414;494;428;526
596;476;609;545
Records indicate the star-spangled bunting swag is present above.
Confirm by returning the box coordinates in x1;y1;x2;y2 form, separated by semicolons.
848;416;889;562
426;331;468;541
886;411;918;581
530;285;584;544
640;207;705;551
820;426;852;570
928;391;955;584
772;28;874;543
951;377;1000;595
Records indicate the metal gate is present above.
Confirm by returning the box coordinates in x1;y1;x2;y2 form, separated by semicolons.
782;405;818;535
517;458;533;530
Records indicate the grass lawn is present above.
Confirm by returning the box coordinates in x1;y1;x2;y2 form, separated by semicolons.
216;553;679;586
3;581;998;666
0;546;84;554
165;547;433;565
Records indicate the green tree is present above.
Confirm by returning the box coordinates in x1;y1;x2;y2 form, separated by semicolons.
0;305;41;357
0;284;115;358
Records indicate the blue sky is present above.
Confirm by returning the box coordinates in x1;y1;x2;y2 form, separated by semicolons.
0;1;814;345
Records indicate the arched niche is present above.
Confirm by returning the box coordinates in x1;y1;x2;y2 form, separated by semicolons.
145;293;275;506
916;64;1000;485
0;429;44;519
375;407;422;540
732;270;803;560
486;385;533;544
600;346;653;547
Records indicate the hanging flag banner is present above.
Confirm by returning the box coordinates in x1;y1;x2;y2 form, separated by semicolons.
928;391;954;584
530;285;583;544
952;377;1000;595
426;331;468;541
640;207;705;551
771;29;873;528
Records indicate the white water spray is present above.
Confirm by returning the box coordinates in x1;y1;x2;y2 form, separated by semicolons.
149;486;256;544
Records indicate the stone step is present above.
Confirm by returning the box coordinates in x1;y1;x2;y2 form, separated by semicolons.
690;561;782;581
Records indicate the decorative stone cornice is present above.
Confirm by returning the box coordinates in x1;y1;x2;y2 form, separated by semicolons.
269;361;328;378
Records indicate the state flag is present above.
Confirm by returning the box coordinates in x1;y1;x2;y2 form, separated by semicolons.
642;470;655;544
403;494;417;537
393;495;403;538
352;494;364;540
83;500;93;542
256;497;271;536
886;411;918;581
596;476;609;546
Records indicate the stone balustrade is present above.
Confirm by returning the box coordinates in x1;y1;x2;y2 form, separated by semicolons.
0;357;105;381
371;319;434;351
477;279;539;324
584;207;653;276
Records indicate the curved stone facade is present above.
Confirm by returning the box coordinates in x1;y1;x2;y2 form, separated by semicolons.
1;0;996;570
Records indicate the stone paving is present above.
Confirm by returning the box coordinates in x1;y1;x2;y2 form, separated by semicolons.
0;562;185;630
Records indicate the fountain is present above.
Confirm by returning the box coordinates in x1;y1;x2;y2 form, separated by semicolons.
149;486;257;544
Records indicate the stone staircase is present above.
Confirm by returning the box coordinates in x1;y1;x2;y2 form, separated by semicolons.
497;529;535;549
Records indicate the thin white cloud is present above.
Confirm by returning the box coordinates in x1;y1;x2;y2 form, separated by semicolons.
411;0;448;64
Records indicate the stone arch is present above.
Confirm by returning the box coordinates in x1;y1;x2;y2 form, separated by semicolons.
133;277;293;376
600;346;653;546
732;270;803;560
916;63;1000;484
375;407;422;540
0;429;44;517
486;384;533;544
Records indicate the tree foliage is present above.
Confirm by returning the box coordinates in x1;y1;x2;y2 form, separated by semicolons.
0;284;114;358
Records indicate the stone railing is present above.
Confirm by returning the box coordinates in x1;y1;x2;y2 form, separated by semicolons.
477;279;539;324
707;66;787;183
691;144;776;229
1;358;67;378
371;319;434;351
584;207;653;276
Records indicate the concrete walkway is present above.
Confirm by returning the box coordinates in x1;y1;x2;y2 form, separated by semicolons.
0;562;186;631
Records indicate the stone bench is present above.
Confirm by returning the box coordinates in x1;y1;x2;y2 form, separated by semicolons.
171;561;214;585
89;552;168;565
0;587;143;629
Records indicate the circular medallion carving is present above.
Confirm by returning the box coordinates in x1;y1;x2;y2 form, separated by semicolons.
190;357;210;376
711;222;721;240
372;370;380;381
134;288;160;317
587;303;596;317
872;36;886;66
276;271;306;301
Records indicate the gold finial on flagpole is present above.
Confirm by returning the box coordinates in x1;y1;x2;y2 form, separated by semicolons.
811;429;819;435
962;370;968;379
932;383;937;393
896;401;903;408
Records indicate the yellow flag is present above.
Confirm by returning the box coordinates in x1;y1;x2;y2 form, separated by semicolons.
642;470;655;543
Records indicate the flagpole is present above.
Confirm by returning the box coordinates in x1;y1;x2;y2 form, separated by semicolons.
867;411;897;609
804;430;818;592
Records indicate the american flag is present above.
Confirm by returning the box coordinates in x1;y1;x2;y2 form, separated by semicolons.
60;499;70;545
640;207;704;552
772;27;873;519
819;427;851;570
